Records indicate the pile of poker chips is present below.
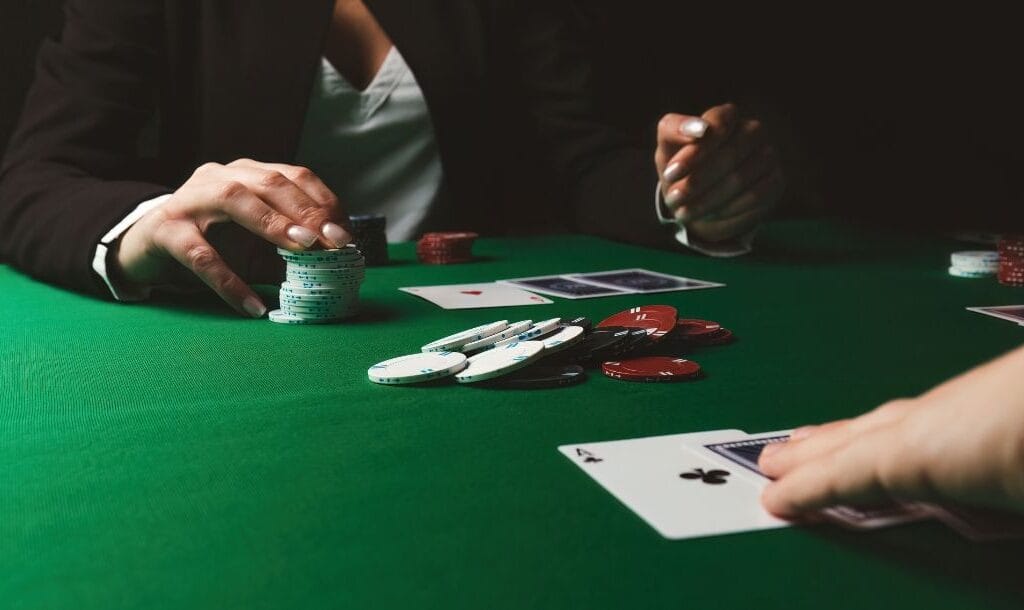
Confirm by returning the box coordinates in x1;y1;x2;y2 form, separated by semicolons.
368;317;589;388
366;305;736;387
998;236;1024;287
948;250;999;278
416;231;479;264
268;246;364;324
348;214;389;266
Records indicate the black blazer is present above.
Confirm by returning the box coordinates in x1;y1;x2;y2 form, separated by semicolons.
0;0;671;297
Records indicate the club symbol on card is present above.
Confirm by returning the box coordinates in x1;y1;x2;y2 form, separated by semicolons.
576;448;602;463
680;468;730;485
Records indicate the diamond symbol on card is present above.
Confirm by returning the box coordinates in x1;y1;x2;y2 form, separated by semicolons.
680;468;730;484
460;290;483;295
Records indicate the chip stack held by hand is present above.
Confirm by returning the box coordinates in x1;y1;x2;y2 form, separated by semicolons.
367;305;736;388
269;246;365;324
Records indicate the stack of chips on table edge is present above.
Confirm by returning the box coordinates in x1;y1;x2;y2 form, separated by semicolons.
269;246;364;324
998;236;1024;287
367;305;736;387
416;231;479;264
349;214;389;266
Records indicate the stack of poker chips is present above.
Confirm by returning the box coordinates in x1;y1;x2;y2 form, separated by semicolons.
416;231;479;264
948;250;999;278
348;214;389;266
268;246;365;324
998;236;1024;287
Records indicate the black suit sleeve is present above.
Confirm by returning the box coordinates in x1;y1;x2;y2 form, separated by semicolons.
0;0;170;297
503;1;677;249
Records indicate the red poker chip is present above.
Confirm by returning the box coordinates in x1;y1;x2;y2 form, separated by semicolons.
597;305;678;340
674;318;722;339
692;328;734;346
602;357;702;382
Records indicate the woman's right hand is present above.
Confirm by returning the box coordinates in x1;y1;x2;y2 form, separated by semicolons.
114;159;351;317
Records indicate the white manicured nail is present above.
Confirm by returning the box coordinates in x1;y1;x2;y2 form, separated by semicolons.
286;225;318;248
242;296;267;319
680;118;708;139
321;222;351;247
663;162;683;183
664;189;683;207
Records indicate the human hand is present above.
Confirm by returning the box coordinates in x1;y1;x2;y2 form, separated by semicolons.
758;345;1024;518
655;103;784;243
115;159;350;317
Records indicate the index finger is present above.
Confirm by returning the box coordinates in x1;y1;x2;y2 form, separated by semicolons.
229;159;347;219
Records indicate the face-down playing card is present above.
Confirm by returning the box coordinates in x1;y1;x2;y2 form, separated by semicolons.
559;431;790;540
682;431;933;529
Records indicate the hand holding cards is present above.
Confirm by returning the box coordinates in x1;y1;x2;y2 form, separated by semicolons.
560;429;1024;541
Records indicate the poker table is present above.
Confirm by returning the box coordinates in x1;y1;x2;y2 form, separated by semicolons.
3;219;1023;609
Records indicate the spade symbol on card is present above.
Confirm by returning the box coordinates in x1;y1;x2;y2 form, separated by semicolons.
576;448;602;463
680;468;730;484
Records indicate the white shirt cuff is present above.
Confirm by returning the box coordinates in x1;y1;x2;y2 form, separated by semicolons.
654;183;755;258
91;194;172;301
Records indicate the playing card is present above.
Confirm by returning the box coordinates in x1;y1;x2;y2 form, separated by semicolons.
966;305;1024;326
558;431;790;540
500;275;630;299
399;282;552;309
568;268;725;294
683;430;933;530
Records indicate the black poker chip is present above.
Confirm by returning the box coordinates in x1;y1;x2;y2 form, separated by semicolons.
579;327;633;363
616;328;653;356
348;214;389;266
484;363;587;389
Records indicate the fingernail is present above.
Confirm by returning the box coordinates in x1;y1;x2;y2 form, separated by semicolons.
679;118;708;139
664;189;682;208
242;296;267;319
663;162;682;183
789;426;817;441
321;222;351;247
674;204;689;223
286;225;318;248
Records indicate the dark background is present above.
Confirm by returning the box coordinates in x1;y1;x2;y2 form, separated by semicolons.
3;2;1022;233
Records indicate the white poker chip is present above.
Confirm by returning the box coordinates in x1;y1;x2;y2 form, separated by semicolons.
948;266;993;278
421;320;509;353
280;302;359;313
460;319;534;353
280;283;359;296
277;245;361;259
951;250;999;265
269;309;338;325
286;271;365;281
454;341;545;384
493;317;561;348
539;325;585;354
368;351;468;385
288;260;366;270
287;280;362;289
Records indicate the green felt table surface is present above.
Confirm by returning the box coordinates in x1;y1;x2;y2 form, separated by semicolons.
2;220;1024;609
